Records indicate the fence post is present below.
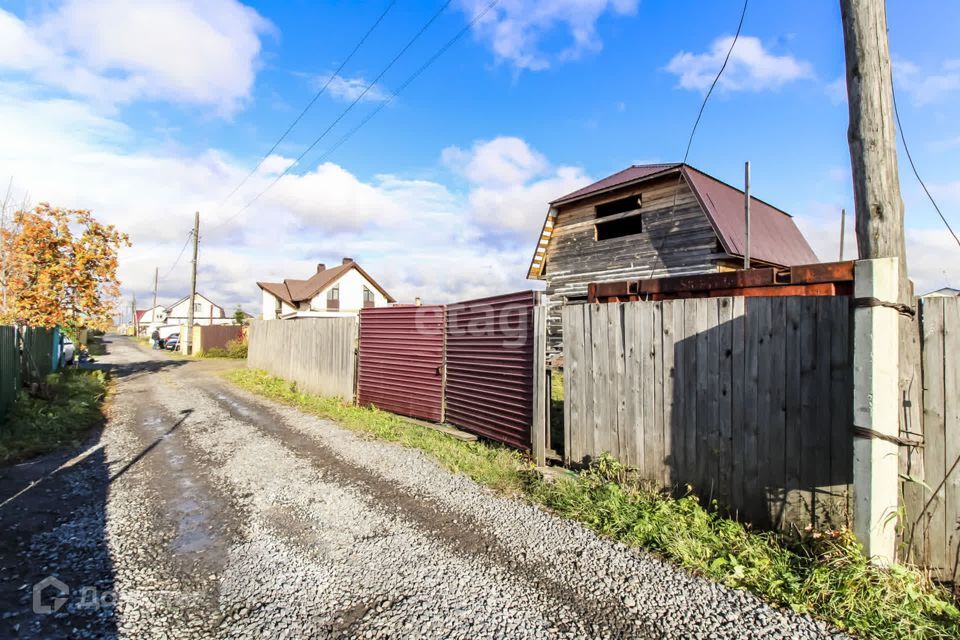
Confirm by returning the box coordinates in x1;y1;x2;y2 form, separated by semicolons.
532;306;548;466
852;257;901;563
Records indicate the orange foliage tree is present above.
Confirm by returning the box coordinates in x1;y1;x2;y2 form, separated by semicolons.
0;203;130;333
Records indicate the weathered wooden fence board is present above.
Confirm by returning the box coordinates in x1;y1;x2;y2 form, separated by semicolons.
562;297;852;530
247;318;357;400
908;297;960;582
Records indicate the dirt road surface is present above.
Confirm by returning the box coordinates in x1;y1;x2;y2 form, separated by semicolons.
0;337;845;639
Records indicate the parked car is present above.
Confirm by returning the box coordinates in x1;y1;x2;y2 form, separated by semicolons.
164;333;179;351
60;337;76;367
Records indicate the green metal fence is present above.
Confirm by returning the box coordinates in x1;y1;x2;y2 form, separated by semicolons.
20;326;56;384
0;326;20;424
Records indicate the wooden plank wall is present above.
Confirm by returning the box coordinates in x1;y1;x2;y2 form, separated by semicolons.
247;318;357;400
906;296;960;583
562;297;852;530
532;306;548;465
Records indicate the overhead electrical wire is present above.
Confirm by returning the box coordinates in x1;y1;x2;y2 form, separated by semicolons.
210;0;458;232
891;79;960;250
216;0;398;209
159;231;192;281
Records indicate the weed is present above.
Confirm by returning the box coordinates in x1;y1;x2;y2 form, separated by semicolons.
0;369;109;464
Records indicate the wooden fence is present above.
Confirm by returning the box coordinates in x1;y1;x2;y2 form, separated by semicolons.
0;326;19;424
562;297;852;530
247;318;357;400
193;324;244;354
904;296;960;583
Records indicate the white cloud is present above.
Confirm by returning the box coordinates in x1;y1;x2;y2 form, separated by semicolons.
0;90;563;311
442;137;590;234
319;73;391;103
666;35;812;92
460;0;638;71
894;59;960;106
0;1;272;116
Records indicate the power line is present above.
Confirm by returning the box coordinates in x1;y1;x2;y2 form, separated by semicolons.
312;0;501;167
159;231;193;281
891;79;960;250
211;0;456;232
216;0;398;209
680;0;748;166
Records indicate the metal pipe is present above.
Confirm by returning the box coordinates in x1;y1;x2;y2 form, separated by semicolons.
744;161;751;270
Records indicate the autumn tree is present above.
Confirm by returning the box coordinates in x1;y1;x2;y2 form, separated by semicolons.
0;203;130;333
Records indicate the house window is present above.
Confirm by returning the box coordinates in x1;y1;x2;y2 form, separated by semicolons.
274;297;282;319
194;302;202;313
327;285;340;311
363;286;375;308
594;193;644;241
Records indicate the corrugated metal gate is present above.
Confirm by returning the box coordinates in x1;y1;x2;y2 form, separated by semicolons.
358;305;446;422
445;291;538;450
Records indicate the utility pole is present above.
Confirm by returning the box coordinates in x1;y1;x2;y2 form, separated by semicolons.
184;212;199;355
840;0;919;565
152;267;158;322
131;293;137;335
743;161;751;270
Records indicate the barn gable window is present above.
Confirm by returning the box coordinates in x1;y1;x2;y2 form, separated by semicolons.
594;194;643;241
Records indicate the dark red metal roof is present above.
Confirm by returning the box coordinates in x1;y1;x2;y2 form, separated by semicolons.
551;163;679;205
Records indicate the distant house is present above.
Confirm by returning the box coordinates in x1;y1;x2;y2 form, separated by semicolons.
920;287;960;298
527;163;818;352
257;257;395;320
137;305;168;325
137;293;230;335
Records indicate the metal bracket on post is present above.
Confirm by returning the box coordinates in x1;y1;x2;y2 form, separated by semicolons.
852;257;900;564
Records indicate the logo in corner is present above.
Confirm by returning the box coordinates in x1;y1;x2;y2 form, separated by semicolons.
32;576;69;614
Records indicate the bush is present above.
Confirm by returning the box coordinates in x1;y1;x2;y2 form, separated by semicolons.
201;338;247;359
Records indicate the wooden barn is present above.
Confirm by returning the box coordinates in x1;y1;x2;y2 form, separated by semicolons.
526;163;819;352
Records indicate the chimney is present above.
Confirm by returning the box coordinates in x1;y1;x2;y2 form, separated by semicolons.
342;257;353;265
415;297;422;307
316;263;325;273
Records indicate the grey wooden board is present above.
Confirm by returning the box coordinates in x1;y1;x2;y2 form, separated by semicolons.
247;318;357;400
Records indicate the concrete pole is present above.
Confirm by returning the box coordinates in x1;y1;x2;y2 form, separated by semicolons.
839;208;846;262
852;257;901;564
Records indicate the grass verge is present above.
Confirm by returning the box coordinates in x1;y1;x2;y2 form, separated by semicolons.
226;367;960;640
0;369;109;465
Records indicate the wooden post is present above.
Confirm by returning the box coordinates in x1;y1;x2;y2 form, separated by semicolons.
839;208;846;261
743;161;751;270
183;212;199;355
840;0;921;562
532;305;548;466
152;266;158;322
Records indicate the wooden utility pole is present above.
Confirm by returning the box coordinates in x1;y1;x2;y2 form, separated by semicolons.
131;293;137;335
840;0;908;295
152;267;158;321
840;0;920;565
184;212;199;355
743;161;751;269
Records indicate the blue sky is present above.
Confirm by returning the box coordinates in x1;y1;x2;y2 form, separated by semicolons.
1;0;958;313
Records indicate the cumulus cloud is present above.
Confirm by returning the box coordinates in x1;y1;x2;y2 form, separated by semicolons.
460;0;638;71
442;137;590;235
0;88;564;311
316;73;391;103
666;35;812;92
894;59;960;106
0;1;272;116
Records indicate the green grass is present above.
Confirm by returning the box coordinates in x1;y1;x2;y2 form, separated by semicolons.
226;367;960;640
201;338;248;359
0;369;109;464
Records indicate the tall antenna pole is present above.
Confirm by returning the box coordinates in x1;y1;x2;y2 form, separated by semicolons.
184;212;199;355
839;208;846;261
743;161;751;269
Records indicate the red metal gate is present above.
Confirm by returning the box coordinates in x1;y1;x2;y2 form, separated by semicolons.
445;291;538;449
358;305;445;422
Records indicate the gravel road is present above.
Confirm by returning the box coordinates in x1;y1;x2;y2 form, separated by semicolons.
0;337;847;639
